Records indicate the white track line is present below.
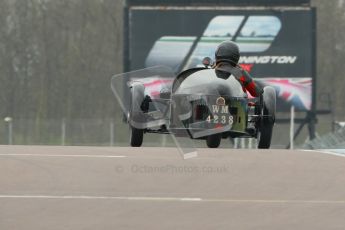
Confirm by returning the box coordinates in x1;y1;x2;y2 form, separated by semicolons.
0;153;215;160
0;154;126;158
302;149;345;157
0;195;200;202
0;195;344;204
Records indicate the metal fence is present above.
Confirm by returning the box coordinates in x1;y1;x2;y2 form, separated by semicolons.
0;118;336;149
303;126;345;149
0;119;123;146
0;118;183;147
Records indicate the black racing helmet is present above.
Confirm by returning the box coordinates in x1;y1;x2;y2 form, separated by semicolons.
215;41;240;66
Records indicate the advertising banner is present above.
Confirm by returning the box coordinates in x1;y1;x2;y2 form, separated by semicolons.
128;7;314;111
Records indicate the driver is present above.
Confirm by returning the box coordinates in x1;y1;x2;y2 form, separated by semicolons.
213;41;263;97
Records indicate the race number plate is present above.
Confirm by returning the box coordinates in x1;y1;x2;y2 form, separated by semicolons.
206;104;234;125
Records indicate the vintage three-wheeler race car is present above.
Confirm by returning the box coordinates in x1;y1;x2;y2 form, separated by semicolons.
111;62;276;149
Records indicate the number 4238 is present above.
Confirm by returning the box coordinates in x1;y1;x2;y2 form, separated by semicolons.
206;115;234;125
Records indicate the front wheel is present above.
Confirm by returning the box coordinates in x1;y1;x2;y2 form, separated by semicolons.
130;126;144;147
206;134;221;148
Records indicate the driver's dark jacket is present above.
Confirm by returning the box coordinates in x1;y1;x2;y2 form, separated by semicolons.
214;63;263;97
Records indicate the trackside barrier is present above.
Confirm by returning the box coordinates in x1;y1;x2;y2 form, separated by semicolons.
303;126;345;149
0;118;325;148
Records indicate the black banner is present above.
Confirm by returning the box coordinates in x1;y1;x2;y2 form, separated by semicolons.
128;8;315;111
127;0;310;6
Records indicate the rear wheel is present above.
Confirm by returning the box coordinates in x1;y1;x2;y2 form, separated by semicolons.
257;86;276;149
257;125;273;149
206;134;221;148
129;83;145;147
130;126;144;147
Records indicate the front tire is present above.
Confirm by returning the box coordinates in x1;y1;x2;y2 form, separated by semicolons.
206;134;221;148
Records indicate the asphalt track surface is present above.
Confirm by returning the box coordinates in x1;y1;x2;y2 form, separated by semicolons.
1;146;345;230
